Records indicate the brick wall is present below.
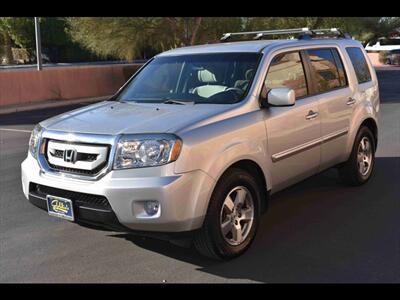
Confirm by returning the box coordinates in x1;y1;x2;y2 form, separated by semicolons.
0;64;142;107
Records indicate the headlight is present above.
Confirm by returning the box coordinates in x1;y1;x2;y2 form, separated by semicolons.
113;134;182;169
29;124;42;158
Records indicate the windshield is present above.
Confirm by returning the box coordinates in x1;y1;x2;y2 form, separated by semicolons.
117;53;261;104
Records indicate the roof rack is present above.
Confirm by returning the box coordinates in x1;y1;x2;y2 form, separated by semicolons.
220;28;351;42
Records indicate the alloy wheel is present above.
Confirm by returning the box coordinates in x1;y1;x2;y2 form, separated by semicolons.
357;136;373;176
219;186;254;246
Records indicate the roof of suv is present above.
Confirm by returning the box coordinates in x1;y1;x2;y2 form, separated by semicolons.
158;38;362;56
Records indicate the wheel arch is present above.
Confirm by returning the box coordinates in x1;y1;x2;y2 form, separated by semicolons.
360;117;378;150
347;115;379;160
212;159;270;212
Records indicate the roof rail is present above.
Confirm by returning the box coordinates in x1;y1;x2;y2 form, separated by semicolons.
220;28;351;42
300;28;352;40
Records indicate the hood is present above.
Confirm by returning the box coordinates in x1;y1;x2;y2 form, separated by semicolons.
40;101;235;135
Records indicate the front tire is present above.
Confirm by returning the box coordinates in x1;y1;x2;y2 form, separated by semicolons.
339;126;376;186
194;168;261;260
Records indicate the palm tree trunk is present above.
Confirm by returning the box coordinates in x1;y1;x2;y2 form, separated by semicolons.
190;17;202;45
2;31;13;64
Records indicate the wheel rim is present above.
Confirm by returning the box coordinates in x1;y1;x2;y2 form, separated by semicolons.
219;186;254;246
357;136;373;176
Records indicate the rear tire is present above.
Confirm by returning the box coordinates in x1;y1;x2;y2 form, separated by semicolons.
339;126;375;186
194;168;261;260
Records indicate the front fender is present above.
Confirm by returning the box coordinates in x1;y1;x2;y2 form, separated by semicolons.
174;110;271;189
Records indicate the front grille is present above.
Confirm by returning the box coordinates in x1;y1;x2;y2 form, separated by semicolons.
53;149;63;158
43;139;110;176
49;150;98;162
81;153;98;162
47;163;107;175
29;183;112;210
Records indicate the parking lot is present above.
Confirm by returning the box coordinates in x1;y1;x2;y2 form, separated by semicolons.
0;68;399;283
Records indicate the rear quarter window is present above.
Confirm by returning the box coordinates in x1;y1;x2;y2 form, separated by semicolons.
306;48;347;94
346;47;372;84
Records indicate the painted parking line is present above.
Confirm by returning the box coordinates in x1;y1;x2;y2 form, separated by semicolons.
0;128;32;133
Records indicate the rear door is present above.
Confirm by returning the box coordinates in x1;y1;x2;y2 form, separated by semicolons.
304;47;354;170
263;51;321;191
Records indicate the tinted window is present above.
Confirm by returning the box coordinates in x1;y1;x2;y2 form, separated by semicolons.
346;47;372;84
118;53;261;104
264;52;307;98
332;49;347;87
307;48;343;93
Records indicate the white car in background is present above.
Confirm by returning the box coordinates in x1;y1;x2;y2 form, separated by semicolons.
365;37;400;52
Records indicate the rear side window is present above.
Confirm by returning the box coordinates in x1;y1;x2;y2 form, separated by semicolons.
306;48;345;93
264;51;308;98
346;47;372;84
331;49;347;87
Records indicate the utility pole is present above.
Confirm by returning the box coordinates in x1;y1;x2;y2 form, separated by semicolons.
34;17;42;70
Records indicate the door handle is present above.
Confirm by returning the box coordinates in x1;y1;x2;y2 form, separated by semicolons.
305;110;319;120
346;97;356;105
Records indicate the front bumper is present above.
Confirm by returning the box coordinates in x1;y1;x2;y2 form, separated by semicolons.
21;154;215;232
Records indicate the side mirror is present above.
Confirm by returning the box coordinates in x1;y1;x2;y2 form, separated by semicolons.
260;87;295;107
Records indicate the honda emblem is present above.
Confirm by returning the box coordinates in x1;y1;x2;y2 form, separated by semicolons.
63;149;77;163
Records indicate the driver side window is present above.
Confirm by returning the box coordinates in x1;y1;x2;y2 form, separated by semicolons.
264;51;308;99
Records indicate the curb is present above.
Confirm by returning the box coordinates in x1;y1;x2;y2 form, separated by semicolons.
0;96;111;115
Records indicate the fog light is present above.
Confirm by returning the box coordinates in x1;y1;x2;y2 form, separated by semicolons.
144;201;160;216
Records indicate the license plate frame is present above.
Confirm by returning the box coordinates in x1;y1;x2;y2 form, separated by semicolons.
46;195;75;221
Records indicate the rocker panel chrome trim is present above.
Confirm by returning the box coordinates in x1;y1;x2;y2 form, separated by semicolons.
271;128;348;162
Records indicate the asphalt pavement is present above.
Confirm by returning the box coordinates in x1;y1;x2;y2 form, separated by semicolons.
0;69;399;283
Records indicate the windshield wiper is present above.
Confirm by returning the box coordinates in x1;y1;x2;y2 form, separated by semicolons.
163;99;195;105
118;98;195;105
119;99;138;103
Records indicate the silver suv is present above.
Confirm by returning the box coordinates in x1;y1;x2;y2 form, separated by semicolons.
22;28;380;259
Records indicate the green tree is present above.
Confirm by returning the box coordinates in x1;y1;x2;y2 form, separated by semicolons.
0;17;35;63
0;17;67;62
356;17;400;45
66;17;244;60
0;17;108;64
65;17;400;61
244;17;363;36
3;17;399;64
0;17;35;49
197;17;243;43
243;17;400;45
66;17;154;60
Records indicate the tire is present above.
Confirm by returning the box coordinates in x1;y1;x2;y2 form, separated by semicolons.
339;126;376;186
194;168;261;260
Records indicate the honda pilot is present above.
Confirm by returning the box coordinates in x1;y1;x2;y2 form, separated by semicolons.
22;28;380;259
